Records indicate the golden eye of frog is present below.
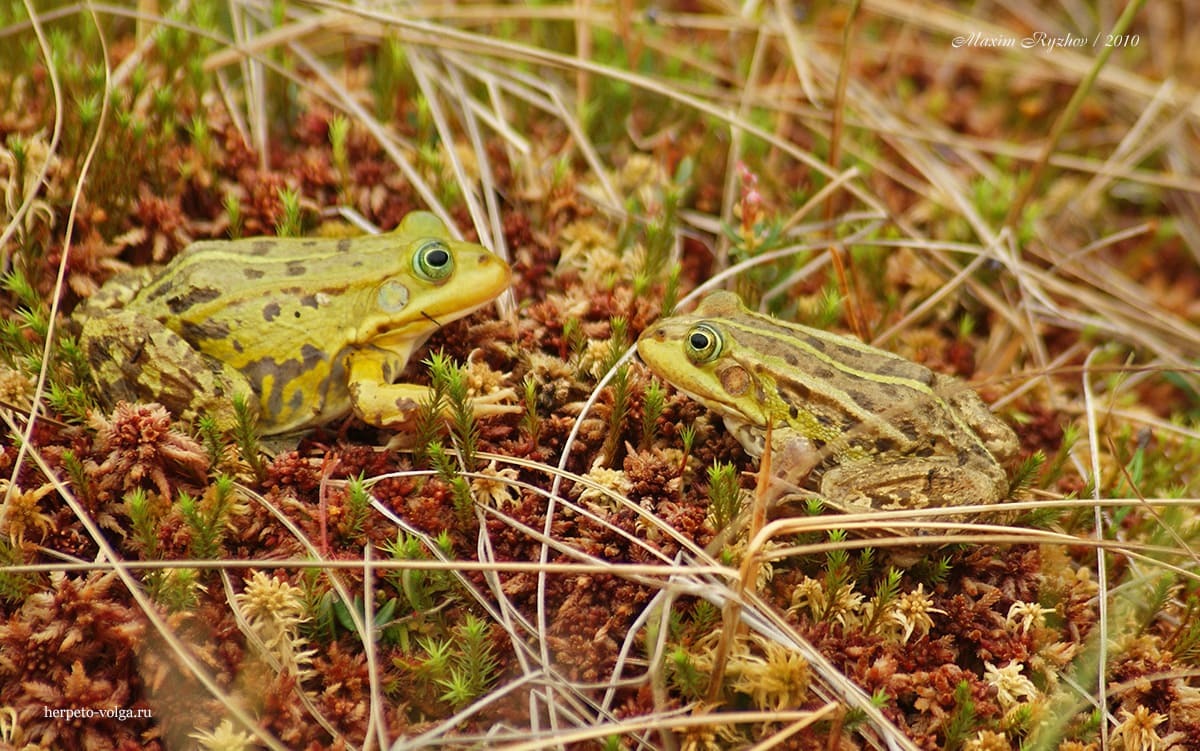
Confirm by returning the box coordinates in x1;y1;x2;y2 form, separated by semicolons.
636;290;1019;518
77;211;512;435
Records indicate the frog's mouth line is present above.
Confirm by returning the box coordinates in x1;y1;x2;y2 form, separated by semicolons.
365;298;497;342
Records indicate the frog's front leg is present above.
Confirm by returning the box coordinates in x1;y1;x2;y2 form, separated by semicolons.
345;350;518;432
78;309;256;430
820;459;1004;519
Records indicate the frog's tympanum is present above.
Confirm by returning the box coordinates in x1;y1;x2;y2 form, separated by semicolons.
636;291;1018;518
78;211;511;435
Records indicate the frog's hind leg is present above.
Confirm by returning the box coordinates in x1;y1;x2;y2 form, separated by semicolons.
79;309;256;430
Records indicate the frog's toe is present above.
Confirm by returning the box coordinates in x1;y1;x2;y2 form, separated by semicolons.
470;387;522;417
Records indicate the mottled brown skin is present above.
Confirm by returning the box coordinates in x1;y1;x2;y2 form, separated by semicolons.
637;291;1018;518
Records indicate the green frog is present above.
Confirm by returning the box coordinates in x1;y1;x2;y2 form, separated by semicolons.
77;211;512;434
636;291;1019;518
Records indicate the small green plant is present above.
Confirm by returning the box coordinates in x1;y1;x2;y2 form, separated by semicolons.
690;599;720;634
602;364;631;468
59;449;90;505
156;568;202;612
706;461;742;531
416;634;454;679
809;286;846;330
427;442;474;523
443;366;480;475
44;382;93;425
274;186;303;237
1168;595;1200;665
639;156;693;282
2;270;89;390
341;473;372;542
332;593;400;638
419;351;480;473
659;264;681;320
1009;449;1047;497
416;354;482;523
843;689;892;732
941;681;978;749
126;488;160;558
230;393;266;484
382;531;457;616
370;38;413;120
640;379;665;450
301;570;336;641
412;353;452;467
677;424;697;476
667;646;706;700
328;113;351;195
562;317;586;361
410;614;499;710
196;414;225;470
125;487;189;607
924;556;953;586
186;114;212;166
861;568;902;636
0;538;40;603
819;530;852;620
804;496;825;517
178;475;241;559
224;193;244;239
599;318;632;465
520;376;541;445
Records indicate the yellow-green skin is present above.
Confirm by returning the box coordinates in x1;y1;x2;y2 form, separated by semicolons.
78;212;511;434
636;291;1018;515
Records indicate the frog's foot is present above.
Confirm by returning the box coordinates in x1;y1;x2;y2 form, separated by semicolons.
350;380;521;434
467;387;521;418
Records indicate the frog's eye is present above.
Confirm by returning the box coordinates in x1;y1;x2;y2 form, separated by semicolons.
413;240;454;282
685;323;722;363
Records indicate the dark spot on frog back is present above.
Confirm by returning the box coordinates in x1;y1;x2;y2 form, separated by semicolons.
250;240;275;256
166;286;222;314
180;318;232;345
831;344;865;364
875;357;935;386
845;387;881;412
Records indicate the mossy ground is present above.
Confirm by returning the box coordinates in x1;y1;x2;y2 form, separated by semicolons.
2;2;1199;750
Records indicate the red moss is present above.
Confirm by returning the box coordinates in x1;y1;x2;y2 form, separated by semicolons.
0;572;151;749
86;401;209;504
